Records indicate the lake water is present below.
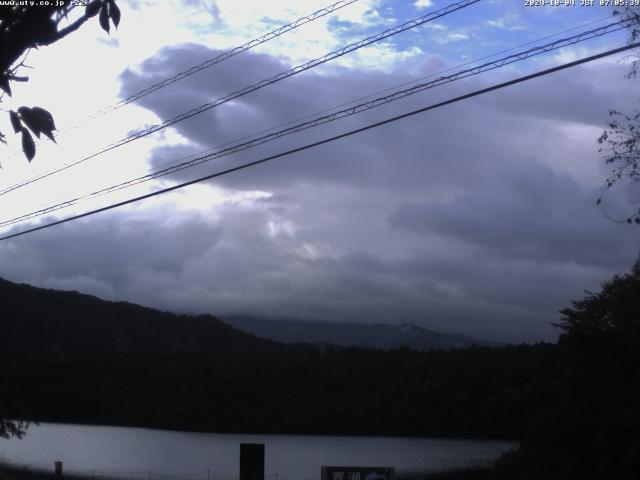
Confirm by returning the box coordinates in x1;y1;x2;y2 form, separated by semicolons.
0;423;515;480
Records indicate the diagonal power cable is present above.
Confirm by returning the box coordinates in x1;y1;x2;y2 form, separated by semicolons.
54;0;363;133
1;41;638;242
5;0;361;157
0;0;481;198
86;0;361;117
0;17;634;229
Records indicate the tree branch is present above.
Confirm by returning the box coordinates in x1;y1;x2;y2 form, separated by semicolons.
37;12;92;46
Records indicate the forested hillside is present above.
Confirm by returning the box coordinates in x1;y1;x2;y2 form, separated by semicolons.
0;277;555;438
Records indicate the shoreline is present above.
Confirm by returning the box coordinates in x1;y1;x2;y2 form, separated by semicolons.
11;420;516;442
0;463;492;480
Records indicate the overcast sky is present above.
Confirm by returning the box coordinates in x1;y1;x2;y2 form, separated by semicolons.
1;0;640;342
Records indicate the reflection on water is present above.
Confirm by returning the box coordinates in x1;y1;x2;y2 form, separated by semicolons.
0;423;515;480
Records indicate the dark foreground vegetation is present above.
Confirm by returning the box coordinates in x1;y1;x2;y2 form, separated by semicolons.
1;267;639;479
491;268;640;480
0;464;89;480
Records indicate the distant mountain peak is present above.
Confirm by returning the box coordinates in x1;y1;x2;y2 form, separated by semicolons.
224;316;502;351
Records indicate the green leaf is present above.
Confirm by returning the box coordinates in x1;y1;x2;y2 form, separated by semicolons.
109;0;121;28
99;4;110;33
9;110;22;133
21;128;35;162
86;0;102;17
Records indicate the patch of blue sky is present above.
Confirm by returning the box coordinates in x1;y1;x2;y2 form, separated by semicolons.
326;1;629;67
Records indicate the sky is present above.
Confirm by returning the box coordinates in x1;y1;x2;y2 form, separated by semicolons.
1;0;640;342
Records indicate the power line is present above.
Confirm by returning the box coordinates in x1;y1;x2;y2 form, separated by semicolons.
4;0;361;158
0;17;632;228
1;17;634;229
106;14;617;184
6;14;615;171
1;41;637;243
0;0;481;198
113;19;635;181
78;0;361;119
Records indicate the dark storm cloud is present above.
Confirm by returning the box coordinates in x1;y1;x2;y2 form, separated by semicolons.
118;44;474;190
388;159;638;268
118;43;636;194
3;43;639;343
475;57;632;127
0;211;222;297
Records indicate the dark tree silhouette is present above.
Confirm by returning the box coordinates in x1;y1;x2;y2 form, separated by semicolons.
0;419;27;439
0;0;120;439
493;263;640;480
0;0;120;162
597;6;640;223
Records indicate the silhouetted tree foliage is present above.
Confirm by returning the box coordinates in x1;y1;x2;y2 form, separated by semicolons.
0;419;27;440
0;0;120;162
1;354;28;439
493;267;640;480
597;6;640;223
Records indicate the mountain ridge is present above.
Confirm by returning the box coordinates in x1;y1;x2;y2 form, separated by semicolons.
1;276;499;354
224;315;502;350
0;276;277;361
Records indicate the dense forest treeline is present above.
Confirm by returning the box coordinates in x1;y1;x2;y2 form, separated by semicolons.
492;269;640;480
0;277;555;438
4;343;561;437
1;271;639;478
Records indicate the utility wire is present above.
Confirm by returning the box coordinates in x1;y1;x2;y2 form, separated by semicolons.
2;14;614;170
110;19;635;182
0;17;633;229
4;0;361;157
77;0;360;120
1;41;638;242
0;0;481;198
103;14;616;183
100;15;616;179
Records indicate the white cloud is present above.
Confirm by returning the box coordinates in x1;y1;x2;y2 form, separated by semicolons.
433;31;469;44
425;22;447;31
414;0;434;9
486;13;525;31
341;44;424;71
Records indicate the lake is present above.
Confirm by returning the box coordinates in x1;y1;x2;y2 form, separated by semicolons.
0;423;515;480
